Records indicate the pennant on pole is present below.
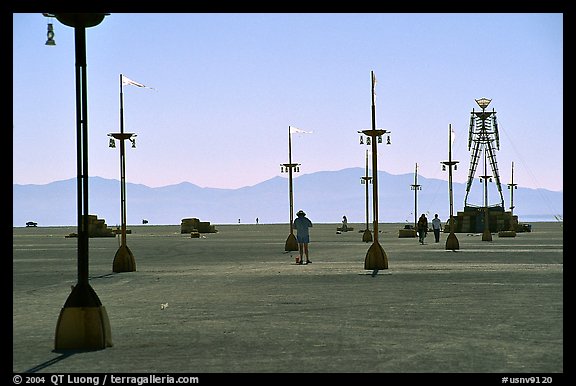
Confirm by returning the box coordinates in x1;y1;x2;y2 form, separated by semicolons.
122;75;155;90
289;126;313;134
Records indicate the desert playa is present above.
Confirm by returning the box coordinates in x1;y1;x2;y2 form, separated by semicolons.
13;222;563;374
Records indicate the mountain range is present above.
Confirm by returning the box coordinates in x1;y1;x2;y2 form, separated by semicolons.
13;168;563;227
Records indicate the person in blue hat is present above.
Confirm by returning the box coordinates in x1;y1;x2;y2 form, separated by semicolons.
293;210;313;264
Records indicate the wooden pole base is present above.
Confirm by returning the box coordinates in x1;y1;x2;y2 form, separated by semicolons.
113;244;136;272
285;233;298;251
364;241;388;271
445;232;460;250
362;229;373;243
55;306;113;350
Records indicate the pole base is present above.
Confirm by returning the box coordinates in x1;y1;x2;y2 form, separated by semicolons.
285;233;298;251
362;229;373;243
482;228;493;242
54;283;112;351
55;306;113;351
364;241;388;270
113;244;136;272
445;232;459;250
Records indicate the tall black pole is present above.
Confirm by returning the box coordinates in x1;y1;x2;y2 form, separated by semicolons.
284;126;299;251
481;147;493;241
120;74;127;248
508;161;517;233
361;149;372;242
110;75;136;272
509;161;516;217
361;71;388;275
411;163;421;230
443;124;459;250
53;13;112;350
288;126;294;235
76;24;89;288
370;73;379;244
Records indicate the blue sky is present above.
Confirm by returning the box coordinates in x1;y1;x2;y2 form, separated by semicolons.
13;13;563;191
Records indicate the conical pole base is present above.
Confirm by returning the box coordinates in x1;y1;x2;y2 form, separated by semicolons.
285;233;298;251
362;229;373;243
113;244;136;272
482;228;493;242
445;232;459;250
54;282;113;351
364;241;388;271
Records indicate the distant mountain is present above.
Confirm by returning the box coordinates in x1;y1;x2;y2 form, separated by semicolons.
13;168;563;226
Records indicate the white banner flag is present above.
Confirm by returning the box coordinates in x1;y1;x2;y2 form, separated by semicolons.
451;126;456;144
122;75;155;90
289;126;313;134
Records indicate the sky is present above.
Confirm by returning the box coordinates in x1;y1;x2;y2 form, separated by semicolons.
13;13;563;192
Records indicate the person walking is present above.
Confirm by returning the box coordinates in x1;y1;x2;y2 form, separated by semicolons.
293;210;313;264
341;215;348;232
432;213;442;243
417;213;428;245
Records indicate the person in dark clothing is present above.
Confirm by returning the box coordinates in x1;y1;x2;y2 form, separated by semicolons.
293;210;313;264
342;215;348;232
417;213;428;245
431;213;442;243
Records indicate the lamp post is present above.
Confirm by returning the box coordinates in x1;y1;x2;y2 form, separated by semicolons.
108;74;138;272
480;151;493;241
506;161;518;234
281;126;301;251
358;71;390;276
441;124;460;251
410;162;421;231
48;13;113;350
360;149;372;242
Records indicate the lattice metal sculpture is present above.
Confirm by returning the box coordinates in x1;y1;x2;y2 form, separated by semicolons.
464;98;505;209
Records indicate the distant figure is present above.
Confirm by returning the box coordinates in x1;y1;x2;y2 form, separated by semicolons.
142;219;148;225
432;214;442;243
417;213;428;245
238;219;241;224
256;217;259;224
342;215;348;232
293;210;313;265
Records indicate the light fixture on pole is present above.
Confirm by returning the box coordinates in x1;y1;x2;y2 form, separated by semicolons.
441;124;459;251
48;12;112;351
360;149;372;242
46;23;56;45
357;71;390;276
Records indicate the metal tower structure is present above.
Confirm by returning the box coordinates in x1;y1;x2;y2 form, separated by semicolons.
464;98;505;209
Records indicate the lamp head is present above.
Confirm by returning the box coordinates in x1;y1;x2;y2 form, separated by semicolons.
45;23;56;46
